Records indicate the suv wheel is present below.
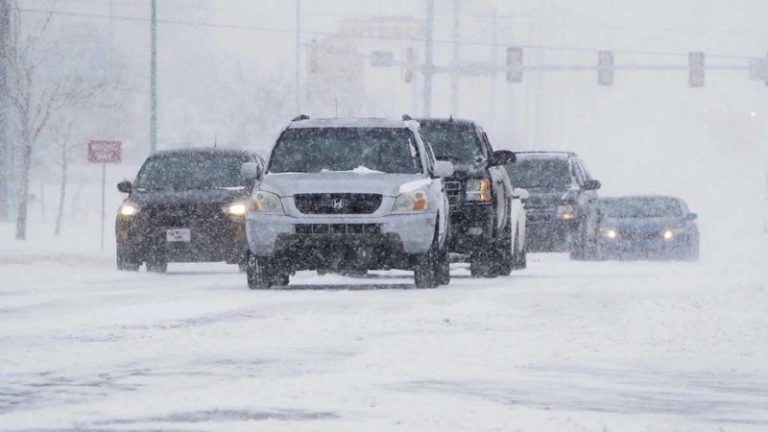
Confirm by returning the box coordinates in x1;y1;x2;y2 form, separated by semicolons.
414;235;441;289
470;251;497;278
436;247;450;285
146;260;167;273
512;228;527;270
116;251;140;271
247;256;288;289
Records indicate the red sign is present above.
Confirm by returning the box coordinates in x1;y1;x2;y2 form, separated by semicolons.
88;140;122;163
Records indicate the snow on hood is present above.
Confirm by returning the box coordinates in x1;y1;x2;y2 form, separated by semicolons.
259;172;426;197
320;166;384;175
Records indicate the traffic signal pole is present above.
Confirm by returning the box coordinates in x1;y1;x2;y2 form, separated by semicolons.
0;0;10;221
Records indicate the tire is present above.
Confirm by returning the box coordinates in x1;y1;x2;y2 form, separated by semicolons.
146;260;167;273
437;247;451;285
247;256;275;289
470;251;497;278
414;236;440;289
116;253;140;272
685;237;700;262
512;229;527;270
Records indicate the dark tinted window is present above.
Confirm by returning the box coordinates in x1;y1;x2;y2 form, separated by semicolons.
268;128;422;174
419;122;483;163
600;197;684;218
505;158;572;188
135;153;246;191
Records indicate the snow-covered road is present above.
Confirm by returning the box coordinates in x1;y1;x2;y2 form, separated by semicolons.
1;245;767;431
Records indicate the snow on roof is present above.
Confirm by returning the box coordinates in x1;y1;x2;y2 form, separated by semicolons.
515;151;575;160
287;118;412;129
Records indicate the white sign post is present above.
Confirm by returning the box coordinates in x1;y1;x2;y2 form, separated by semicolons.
88;140;122;251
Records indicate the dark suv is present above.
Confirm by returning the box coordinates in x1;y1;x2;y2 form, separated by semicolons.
505;151;601;260
418;118;527;277
115;148;265;272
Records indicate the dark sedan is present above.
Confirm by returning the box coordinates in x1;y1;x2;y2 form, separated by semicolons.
597;196;699;261
115;148;264;272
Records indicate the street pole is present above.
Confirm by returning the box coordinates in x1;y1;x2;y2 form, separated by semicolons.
450;0;460;115
100;163;106;251
423;0;434;117
295;0;301;114
0;0;11;221
150;0;157;154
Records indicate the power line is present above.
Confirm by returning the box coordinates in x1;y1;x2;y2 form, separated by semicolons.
12;6;763;61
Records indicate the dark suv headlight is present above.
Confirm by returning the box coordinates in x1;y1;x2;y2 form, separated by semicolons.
465;179;492;202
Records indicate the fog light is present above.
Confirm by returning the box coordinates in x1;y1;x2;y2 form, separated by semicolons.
663;230;673;240
605;229;617;239
561;212;575;220
467;227;483;235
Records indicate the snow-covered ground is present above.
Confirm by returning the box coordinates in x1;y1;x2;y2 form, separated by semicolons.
1;223;767;431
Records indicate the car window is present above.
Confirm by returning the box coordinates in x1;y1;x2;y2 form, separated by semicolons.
506;158;572;189
268;127;423;174
134;153;247;191
600;197;685;218
418;122;483;163
572;160;587;185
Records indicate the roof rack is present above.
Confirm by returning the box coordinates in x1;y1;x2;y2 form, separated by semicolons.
401;114;413;121
292;114;310;122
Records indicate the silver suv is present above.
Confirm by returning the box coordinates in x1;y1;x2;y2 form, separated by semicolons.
241;116;455;289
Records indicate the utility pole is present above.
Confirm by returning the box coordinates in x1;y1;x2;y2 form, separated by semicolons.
450;0;460;115
489;9;498;127
295;0;301;114
423;0;435;117
150;0;157;154
0;0;11;221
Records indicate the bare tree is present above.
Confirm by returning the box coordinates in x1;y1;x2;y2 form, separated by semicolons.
50;118;75;236
1;6;107;240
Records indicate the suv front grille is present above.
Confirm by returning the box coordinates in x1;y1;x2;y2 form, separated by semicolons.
295;224;381;235
525;206;555;223
444;180;463;207
294;194;382;215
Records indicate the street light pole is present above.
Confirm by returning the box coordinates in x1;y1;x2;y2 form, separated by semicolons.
150;0;157;154
423;0;435;117
295;0;301;114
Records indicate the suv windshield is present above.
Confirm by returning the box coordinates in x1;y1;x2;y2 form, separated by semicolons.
268;128;422;174
418;122;482;163
600;197;684;218
506;158;571;188
135;153;245;191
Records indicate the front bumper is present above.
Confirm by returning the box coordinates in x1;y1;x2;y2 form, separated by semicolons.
246;213;436;258
599;235;691;259
116;215;248;263
446;203;496;254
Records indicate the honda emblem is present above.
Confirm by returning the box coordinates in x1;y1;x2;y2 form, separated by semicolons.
331;198;345;210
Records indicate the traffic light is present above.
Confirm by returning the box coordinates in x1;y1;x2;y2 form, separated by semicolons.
506;46;523;83
689;52;705;88
597;51;614;86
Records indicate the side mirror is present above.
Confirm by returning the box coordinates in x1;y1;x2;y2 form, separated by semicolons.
686;212;698;220
241;162;263;181
512;187;529;200
490;150;516;167
117;180;132;194
582;179;601;191
433;160;455;178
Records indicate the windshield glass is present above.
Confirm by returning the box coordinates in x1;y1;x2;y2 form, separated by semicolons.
268;128;422;174
135;153;246;191
600;197;684;218
505;158;571;188
418;122;482;163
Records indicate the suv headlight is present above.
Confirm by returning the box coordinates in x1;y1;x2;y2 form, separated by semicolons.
222;201;248;217
600;227;618;239
465;178;491;202
118;202;139;217
249;191;284;214
557;204;576;220
392;189;429;214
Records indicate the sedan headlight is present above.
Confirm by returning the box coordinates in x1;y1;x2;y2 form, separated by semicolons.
118;202;139;217
249;191;284;214
600;227;618;239
556;204;576;220
663;228;686;241
392;189;429;214
465;178;492;202
222;201;248;216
